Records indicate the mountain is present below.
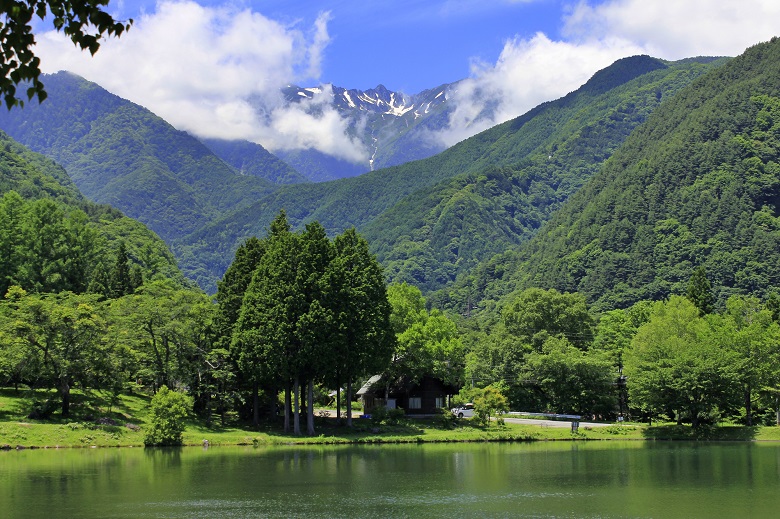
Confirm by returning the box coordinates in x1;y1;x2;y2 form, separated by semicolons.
0;129;186;291
361;56;725;294
271;83;452;181
175;55;724;292
199;137;308;185
0;72;279;242
455;38;780;313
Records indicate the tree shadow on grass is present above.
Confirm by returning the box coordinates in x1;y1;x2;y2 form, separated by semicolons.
641;424;759;441
261;416;427;441
0;387;57;420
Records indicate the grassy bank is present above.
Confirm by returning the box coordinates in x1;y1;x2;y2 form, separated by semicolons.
2;387;780;449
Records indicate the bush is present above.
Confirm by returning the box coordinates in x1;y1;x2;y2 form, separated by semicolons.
144;386;193;446
370;406;406;426
473;385;509;427
435;408;457;428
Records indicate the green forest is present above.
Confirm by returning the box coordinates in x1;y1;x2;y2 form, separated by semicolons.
448;40;780;316
4;38;780;443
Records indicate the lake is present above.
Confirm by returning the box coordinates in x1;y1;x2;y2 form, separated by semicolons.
2;441;779;518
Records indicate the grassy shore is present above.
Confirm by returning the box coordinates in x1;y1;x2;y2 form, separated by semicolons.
2;387;780;449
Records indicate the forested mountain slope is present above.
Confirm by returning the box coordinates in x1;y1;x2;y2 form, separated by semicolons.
0;131;186;293
199;137;308;185
459;38;780;313
0;72;278;242
361;57;724;294
176;56;723;292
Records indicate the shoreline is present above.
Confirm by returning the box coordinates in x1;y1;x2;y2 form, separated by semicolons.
3;418;779;450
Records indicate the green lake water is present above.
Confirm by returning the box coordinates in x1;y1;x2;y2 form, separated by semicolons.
2;441;780;518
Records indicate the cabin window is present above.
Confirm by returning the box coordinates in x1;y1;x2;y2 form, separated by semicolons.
435;397;444;408
409;397;422;409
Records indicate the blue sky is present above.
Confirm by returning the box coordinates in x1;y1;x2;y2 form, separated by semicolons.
34;0;780;160
100;0;570;93
255;0;567;93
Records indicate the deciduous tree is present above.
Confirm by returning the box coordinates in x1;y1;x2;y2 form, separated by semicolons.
502;288;594;352
2;288;108;416
625;296;739;427
0;0;132;107
521;336;616;417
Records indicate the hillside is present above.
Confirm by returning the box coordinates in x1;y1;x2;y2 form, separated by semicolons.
0;130;186;292
0;72;278;242
199;137;308;185
361;57;724;294
175;56;724;292
458;38;780;313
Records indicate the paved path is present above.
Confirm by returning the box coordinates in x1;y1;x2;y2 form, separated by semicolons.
502;417;613;428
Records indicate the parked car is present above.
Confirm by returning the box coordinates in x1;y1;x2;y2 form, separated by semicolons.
451;403;475;418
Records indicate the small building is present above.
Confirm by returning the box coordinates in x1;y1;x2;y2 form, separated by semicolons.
357;374;458;416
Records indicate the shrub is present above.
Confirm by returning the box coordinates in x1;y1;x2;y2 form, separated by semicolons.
435;408;457;428
370;406;406;426
473;385;509;427
143;386;193;446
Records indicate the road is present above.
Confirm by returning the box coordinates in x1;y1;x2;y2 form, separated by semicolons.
502;417;613;428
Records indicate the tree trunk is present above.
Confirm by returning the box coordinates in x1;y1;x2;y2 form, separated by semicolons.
336;381;341;420
346;380;353;427
776;394;779;426
293;377;301;436
284;385;291;433
60;379;70;417
162;335;171;388
745;384;753;426
301;382;306;420
268;386;277;421
307;380;315;436
252;382;260;426
690;406;699;429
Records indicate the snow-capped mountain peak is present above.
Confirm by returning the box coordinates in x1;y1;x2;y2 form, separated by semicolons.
283;83;448;120
276;82;455;178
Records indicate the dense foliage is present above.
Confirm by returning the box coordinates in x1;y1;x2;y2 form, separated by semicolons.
228;212;396;434
0;133;208;419
177;56;723;293
0;0;131;107
380;283;464;390
143;386;193;446
456;286;780;427
0;72;278;244
461;38;780;313
0;132;185;294
365;58;722;295
199;137;308;185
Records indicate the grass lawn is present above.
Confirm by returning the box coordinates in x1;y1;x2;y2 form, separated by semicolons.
2;387;780;448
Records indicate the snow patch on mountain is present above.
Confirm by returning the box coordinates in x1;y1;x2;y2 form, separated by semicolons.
275;82;455;177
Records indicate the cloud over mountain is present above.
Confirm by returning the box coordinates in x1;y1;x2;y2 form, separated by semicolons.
563;0;780;59
432;33;643;147
36;1;364;162
34;0;780;165
432;0;780;146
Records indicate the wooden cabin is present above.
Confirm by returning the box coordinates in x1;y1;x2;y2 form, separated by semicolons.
357;374;458;416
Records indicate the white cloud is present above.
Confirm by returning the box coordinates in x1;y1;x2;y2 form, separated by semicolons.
34;1;365;163
432;33;644;147
563;0;780;59
263;86;367;163
33;0;780;165
432;0;780;147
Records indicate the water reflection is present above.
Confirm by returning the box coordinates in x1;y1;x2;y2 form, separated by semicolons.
2;442;780;518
